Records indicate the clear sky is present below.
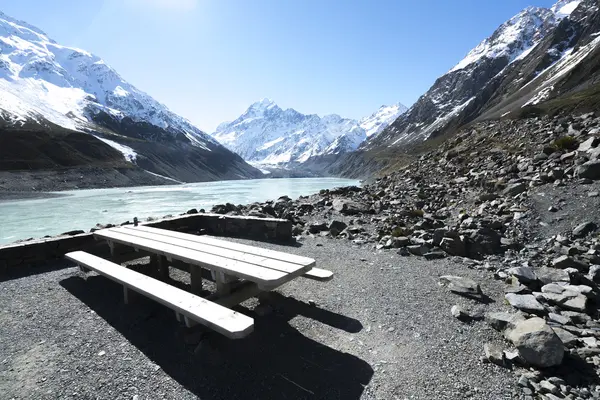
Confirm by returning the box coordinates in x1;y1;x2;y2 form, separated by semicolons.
0;0;558;132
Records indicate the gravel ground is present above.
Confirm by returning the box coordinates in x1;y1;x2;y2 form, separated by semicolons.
0;236;519;400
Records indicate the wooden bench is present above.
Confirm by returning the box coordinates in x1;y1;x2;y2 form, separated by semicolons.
65;251;254;339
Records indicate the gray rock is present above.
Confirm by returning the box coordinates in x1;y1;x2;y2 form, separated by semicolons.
505;293;546;314
424;250;446;260
439;275;482;298
407;244;431;256
578;136;599;152
536;267;570;285
439;236;466;257
308;222;328;234
451;305;469;320
588;264;600;281
508;266;537;283
486;312;525;331
483;343;506;367
328;220;348;237
506;317;564;368
552;255;576;269
548;312;570;325
576;161;600;180
572;221;597;238
503;182;527;196
332;199;369;215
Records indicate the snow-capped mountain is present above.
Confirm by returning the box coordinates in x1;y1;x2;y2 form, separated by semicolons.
212;99;371;166
359;103;408;137
0;10;261;182
365;0;582;150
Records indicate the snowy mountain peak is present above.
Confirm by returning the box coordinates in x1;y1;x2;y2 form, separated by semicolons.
551;0;582;17
0;10;218;151
359;102;408;137
212;100;407;165
449;6;559;73
212;101;375;165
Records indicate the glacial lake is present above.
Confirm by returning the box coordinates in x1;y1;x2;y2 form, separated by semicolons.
0;177;360;245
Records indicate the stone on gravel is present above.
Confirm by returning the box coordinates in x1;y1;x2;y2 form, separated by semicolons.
503;182;527;196
508;266;537;283
572;221;597;238
451;305;469;320
483;343;506;367
439;275;482;298
328;220;348;237
576;161;600;180
506;317;564;368
505;293;545;314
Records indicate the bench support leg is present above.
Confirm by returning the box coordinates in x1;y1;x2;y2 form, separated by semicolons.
190;265;202;294
157;255;169;281
175;311;182;322
123;286;129;305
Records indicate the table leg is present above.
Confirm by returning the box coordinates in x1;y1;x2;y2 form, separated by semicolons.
190;264;202;294
215;272;233;295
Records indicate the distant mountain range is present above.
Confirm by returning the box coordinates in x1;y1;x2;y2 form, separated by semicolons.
0;11;261;184
212;99;407;167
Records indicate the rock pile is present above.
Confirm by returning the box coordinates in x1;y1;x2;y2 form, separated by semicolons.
208;113;600;399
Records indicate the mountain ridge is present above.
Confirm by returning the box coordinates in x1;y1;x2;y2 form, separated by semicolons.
0;10;262;185
212;99;407;167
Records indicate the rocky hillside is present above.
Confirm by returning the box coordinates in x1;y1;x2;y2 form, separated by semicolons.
363;0;590;151
0;10;262;185
210;111;600;398
212;99;406;167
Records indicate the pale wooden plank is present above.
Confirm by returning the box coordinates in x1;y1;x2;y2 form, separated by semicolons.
303;268;334;282
94;229;295;288
116;226;311;275
65;251;254;339
124;225;315;266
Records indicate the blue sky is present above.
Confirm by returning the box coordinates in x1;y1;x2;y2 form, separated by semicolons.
0;0;558;132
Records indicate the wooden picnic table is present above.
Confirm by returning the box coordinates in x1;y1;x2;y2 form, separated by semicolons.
96;225;319;288
67;225;332;339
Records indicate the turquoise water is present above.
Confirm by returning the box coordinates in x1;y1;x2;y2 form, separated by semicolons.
0;177;359;245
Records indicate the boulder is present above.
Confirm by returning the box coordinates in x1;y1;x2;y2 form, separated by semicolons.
505;317;564;368
486;312;525;331
505;293;546;314
328;220;348;237
440;236;466;257
572;221;597;238
507;266;537;284
502;182;527;196
576;161;600;180
332;199;369;215
308;222;328;234
536;266;570;285
483;343;506;367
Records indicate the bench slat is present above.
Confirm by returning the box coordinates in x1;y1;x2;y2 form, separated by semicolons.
65;251;254;339
94;229;295;288
124;225;315;266
115;227;313;274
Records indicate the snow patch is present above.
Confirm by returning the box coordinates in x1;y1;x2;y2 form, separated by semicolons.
94;136;137;162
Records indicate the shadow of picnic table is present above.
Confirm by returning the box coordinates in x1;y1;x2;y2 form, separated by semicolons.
60;275;373;400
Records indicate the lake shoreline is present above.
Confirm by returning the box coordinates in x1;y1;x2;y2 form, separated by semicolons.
0;177;360;245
